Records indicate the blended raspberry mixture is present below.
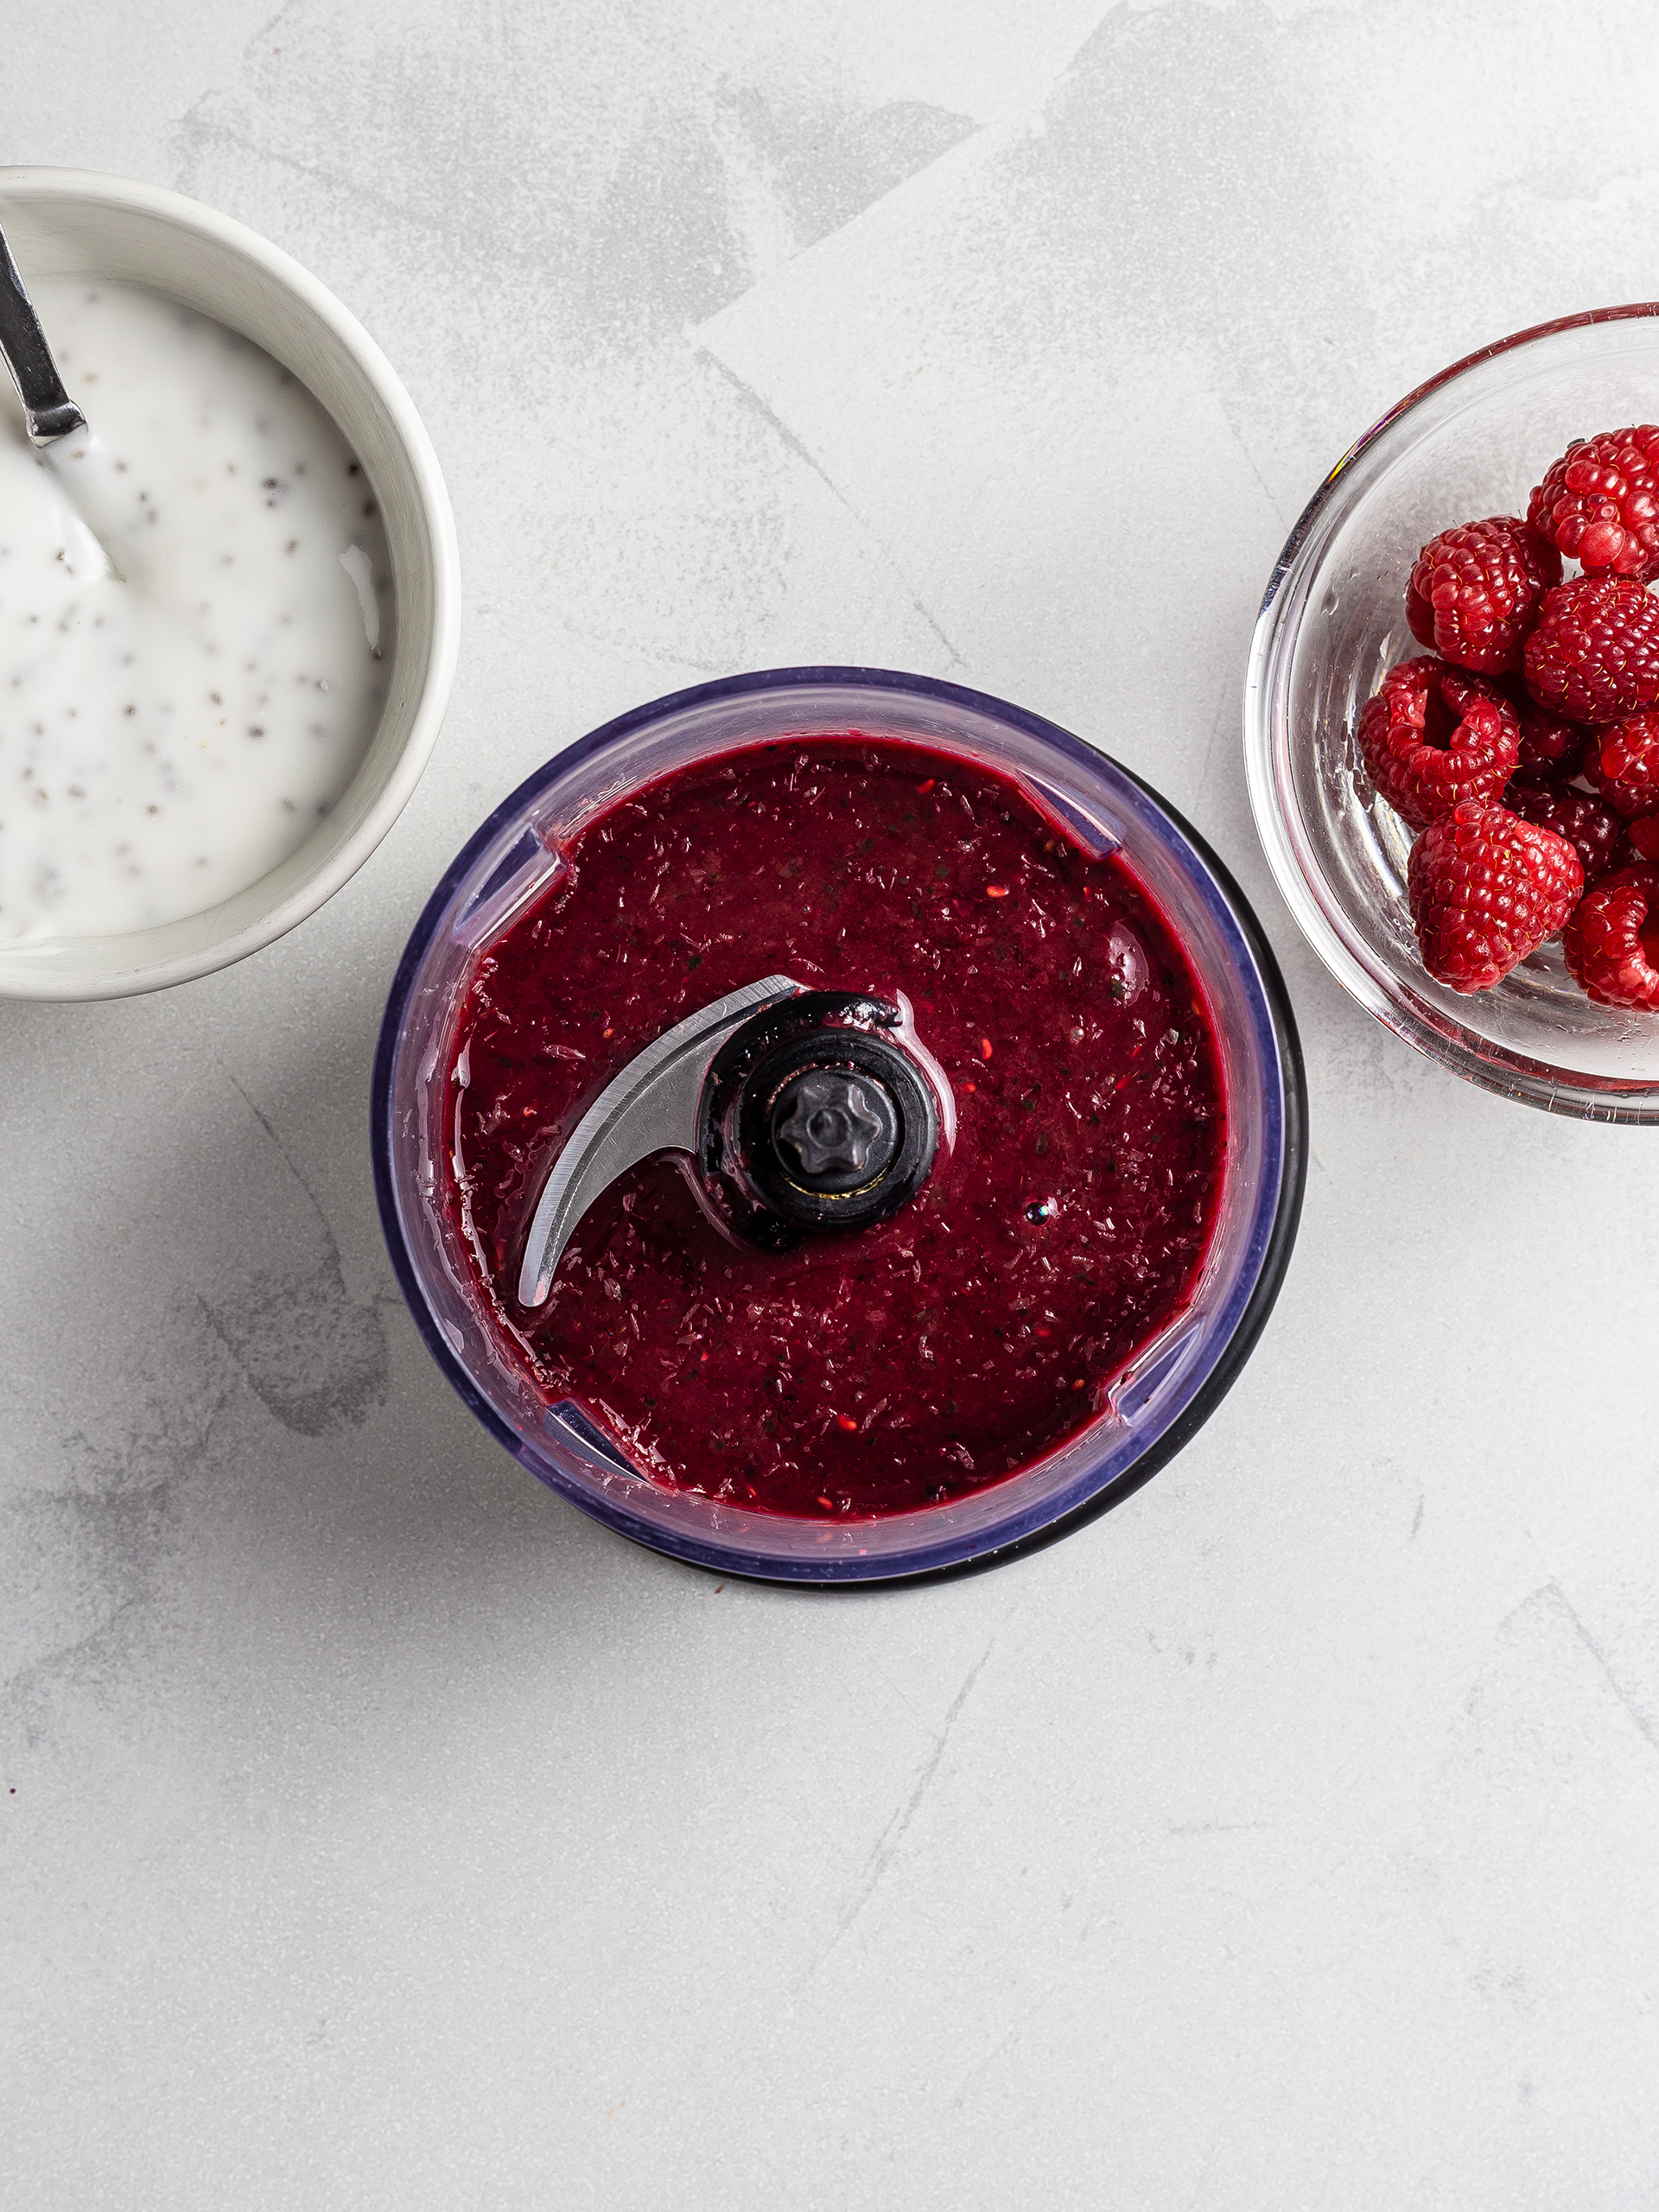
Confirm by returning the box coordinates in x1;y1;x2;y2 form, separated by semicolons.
445;737;1226;1518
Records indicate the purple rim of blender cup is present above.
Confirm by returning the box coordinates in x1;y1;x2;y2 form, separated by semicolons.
371;667;1306;1585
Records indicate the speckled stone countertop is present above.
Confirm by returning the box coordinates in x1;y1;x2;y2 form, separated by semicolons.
5;5;1659;2206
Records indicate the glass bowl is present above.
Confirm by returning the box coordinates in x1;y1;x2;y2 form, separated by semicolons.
1245;302;1659;1121
373;669;1306;1584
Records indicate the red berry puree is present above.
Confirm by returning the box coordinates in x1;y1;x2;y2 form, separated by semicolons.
445;737;1226;1519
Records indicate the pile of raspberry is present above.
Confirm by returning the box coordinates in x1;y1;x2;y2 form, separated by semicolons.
1358;423;1659;1009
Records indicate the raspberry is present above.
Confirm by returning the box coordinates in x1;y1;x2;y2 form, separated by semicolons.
1529;426;1659;581
1562;863;1659;1008
1585;712;1659;817
1522;577;1659;724
1629;814;1659;864
1503;774;1627;884
1513;696;1589;780
1356;657;1519;830
1407;799;1583;992
1405;516;1560;673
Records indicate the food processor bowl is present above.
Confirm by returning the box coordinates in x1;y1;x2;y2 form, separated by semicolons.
373;669;1306;1584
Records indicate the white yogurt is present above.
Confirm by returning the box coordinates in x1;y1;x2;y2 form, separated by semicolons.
0;281;391;943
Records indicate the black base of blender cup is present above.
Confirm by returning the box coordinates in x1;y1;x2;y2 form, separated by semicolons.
730;771;1308;1594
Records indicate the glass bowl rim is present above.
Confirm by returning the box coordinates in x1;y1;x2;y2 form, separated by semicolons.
372;664;1308;1585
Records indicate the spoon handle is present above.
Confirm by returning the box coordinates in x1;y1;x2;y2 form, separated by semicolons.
0;221;86;446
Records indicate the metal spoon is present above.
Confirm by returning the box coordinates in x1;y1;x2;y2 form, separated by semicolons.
0;220;86;446
518;975;802;1307
0;219;135;580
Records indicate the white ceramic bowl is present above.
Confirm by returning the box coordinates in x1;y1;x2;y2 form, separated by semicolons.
0;167;460;999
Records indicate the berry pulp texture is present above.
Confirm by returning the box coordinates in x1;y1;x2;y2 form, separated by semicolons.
443;738;1227;1519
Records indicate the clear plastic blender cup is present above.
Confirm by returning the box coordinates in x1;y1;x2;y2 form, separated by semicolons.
372;668;1306;1584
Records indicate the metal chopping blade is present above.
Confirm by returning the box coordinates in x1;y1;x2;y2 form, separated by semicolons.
515;975;803;1309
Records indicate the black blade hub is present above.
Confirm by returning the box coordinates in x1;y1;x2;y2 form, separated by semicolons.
700;990;942;1249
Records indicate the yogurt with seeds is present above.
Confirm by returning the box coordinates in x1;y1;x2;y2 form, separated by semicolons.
0;280;391;943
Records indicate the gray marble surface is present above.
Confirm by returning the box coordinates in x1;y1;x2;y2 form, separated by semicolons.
6;4;1659;2205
